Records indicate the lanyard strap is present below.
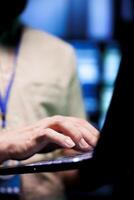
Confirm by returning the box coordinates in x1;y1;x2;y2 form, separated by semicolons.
0;48;18;128
0;48;20;196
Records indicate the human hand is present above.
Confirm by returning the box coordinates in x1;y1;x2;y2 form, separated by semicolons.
0;115;99;162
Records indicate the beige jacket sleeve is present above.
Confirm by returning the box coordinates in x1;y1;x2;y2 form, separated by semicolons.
65;49;86;118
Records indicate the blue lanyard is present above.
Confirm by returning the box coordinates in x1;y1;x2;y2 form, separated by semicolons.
0;49;18;128
0;48;20;196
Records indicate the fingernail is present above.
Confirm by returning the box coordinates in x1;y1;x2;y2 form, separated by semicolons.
79;138;89;149
64;137;75;148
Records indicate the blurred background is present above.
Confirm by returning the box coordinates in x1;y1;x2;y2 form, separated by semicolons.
20;0;127;130
19;1;132;199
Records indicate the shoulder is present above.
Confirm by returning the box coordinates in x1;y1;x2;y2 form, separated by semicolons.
22;27;75;57
21;27;77;84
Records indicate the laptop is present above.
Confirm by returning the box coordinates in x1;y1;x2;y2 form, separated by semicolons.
0;150;93;175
